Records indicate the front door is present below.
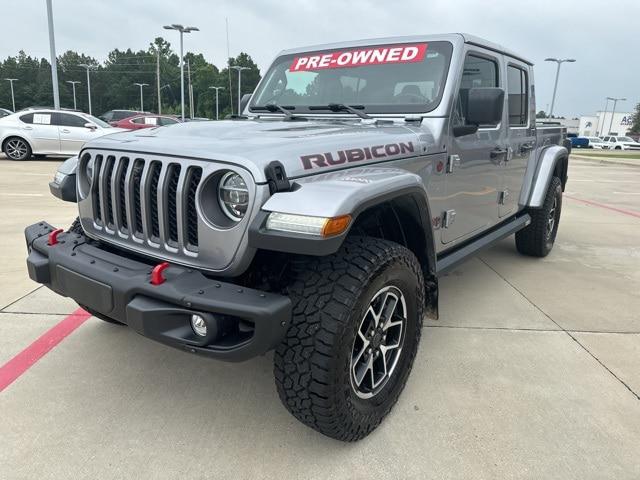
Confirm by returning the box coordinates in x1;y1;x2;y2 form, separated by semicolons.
56;112;100;155
501;61;534;217
443;50;505;244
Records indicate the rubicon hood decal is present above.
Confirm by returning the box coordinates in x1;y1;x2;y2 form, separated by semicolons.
301;142;416;170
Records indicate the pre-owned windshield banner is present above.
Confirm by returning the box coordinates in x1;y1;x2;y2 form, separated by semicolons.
290;43;428;72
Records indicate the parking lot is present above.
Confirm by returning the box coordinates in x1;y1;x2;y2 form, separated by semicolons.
0;154;639;479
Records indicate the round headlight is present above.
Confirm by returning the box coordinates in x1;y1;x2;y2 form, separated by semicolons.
85;157;95;181
218;172;249;221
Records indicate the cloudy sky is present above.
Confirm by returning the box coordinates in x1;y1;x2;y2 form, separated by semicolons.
2;0;637;117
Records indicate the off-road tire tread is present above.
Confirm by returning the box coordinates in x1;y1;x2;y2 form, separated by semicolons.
273;236;424;441
68;217;84;235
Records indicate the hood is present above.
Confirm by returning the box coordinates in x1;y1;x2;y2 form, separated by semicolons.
84;118;438;182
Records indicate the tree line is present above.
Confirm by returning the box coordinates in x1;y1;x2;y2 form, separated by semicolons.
0;37;261;119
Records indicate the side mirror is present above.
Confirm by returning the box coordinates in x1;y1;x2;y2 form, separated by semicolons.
466;87;504;126
240;93;252;113
84;122;97;130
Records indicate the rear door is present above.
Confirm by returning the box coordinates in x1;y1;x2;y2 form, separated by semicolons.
443;50;505;244
500;61;534;217
56;112;100;154
20;112;60;153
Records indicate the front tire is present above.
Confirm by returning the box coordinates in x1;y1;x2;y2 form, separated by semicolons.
274;236;424;441
3;137;32;161
516;176;562;257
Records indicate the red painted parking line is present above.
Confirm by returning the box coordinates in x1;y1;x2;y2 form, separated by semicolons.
565;194;640;219
0;308;91;392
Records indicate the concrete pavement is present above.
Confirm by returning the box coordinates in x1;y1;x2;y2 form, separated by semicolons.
0;156;639;479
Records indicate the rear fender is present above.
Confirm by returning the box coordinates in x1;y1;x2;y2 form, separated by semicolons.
524;145;568;208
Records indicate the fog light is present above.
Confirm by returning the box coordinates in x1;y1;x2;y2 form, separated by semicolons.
191;314;207;337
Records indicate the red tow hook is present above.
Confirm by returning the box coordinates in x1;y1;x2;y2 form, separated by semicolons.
150;262;170;285
48;228;64;246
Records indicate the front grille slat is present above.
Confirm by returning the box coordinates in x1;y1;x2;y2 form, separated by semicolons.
87;152;207;258
186;167;202;248
165;164;182;246
138;160;153;240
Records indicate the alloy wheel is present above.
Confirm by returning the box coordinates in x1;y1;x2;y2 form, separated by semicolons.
350;285;407;399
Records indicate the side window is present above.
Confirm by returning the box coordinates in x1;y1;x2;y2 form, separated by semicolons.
20;113;34;124
54;113;87;127
507;65;528;126
454;54;499;127
159;117;178;126
131;117;145;124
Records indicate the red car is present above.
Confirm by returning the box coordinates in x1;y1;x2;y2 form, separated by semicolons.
112;114;181;130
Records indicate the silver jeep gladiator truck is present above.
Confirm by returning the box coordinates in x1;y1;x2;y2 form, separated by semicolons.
27;33;569;441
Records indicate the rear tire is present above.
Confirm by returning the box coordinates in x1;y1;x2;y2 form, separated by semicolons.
3;137;31;161
274;236;424;441
516;176;562;257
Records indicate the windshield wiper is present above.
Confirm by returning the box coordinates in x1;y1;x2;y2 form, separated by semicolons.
251;103;298;120
308;103;372;120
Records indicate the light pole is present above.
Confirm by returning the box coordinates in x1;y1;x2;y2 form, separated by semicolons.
134;83;149;112
544;58;576;118
78;64;96;115
46;0;60;109
163;24;199;121
607;97;626;135
66;80;81;110
4;78;17;111
231;66;250;114
208;86;224;120
597;98;610;137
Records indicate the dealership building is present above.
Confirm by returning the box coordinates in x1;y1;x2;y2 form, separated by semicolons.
578;111;634;137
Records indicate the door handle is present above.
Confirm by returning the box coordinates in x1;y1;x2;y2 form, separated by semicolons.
490;148;508;159
61;129;71;134
519;142;535;154
23;126;33;130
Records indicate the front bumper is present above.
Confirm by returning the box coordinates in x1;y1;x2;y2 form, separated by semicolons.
25;222;291;362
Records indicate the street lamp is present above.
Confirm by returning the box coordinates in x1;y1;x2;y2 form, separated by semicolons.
231;66;250;114
607;97;626;135
597;98;611;137
78;64;96;115
208;86;224;120
4;78;17;111
163;24;199;121
134;83;149;112
544;58;576;118
46;0;60;109
66;80;81;110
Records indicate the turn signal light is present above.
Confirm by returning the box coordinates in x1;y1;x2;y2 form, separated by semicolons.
266;213;352;238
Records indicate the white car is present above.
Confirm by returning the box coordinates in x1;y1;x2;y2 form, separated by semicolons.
0;109;124;161
601;136;640;151
584;136;605;149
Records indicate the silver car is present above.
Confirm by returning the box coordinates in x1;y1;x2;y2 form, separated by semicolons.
0;109;124;160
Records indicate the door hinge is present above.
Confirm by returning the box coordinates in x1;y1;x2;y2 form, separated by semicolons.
446;154;461;173
443;209;456;228
499;190;510;205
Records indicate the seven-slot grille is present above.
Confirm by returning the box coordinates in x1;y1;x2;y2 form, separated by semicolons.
89;153;203;253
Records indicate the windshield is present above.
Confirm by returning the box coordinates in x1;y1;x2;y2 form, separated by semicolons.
250;41;453;115
617;137;634;142
81;114;111;128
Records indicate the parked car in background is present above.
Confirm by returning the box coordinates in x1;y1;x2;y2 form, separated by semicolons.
99;109;147;125
112;114;181;130
602;136;640;150
0;109;125;160
568;134;589;149
584;137;605;149
0;108;12;118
